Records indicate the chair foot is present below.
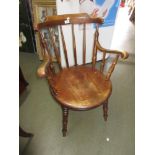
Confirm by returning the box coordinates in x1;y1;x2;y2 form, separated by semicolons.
62;107;69;137
103;100;108;121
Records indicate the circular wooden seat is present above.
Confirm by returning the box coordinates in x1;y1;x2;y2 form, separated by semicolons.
49;66;112;110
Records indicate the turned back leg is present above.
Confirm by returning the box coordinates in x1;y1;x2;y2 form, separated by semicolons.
103;100;108;121
62;106;69;137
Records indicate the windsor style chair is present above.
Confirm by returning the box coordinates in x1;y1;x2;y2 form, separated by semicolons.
36;13;128;136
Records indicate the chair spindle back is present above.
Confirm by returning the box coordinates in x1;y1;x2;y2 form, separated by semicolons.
37;13;128;80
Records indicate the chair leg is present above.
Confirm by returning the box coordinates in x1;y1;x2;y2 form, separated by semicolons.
62;106;69;137
103;100;108;121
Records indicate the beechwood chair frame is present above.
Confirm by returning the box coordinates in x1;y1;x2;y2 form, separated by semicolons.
36;13;128;136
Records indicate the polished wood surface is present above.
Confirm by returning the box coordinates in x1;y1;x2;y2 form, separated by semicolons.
36;13;129;136
60;26;69;68
103;100;108;121
49;66;112;110
48;28;62;69
62;107;69;137
37;59;50;78
37;13;103;29
71;24;77;66
83;23;86;65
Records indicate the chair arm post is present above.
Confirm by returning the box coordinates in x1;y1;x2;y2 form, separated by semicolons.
96;41;129;80
96;41;129;59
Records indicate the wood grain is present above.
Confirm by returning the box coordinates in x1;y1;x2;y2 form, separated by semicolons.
71;24;77;66
60;26;69;68
48;28;62;70
83;24;86;65
49;66;112;110
36;13;129;136
37;13;103;29
62;107;69;137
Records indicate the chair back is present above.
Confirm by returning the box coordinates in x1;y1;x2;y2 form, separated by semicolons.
37;13;127;80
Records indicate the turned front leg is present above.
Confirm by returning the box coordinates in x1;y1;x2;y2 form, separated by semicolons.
103;100;108;121
62;106;69;137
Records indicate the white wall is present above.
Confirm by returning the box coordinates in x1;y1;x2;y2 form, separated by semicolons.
56;0;118;67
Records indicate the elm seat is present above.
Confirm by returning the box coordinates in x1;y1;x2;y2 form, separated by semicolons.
36;13;129;136
49;66;112;110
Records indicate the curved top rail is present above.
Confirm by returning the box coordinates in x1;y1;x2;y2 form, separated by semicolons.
37;13;104;29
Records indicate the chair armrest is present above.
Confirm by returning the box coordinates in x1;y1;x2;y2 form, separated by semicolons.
96;41;129;59
37;59;50;78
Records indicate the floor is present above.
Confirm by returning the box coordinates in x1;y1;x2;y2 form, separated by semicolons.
19;7;135;155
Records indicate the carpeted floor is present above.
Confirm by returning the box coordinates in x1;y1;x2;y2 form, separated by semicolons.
19;7;135;155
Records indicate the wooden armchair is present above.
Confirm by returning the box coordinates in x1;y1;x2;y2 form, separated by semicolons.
36;13;128;136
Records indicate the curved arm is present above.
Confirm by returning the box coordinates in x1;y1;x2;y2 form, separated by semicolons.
37;59;50;78
96;41;129;59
